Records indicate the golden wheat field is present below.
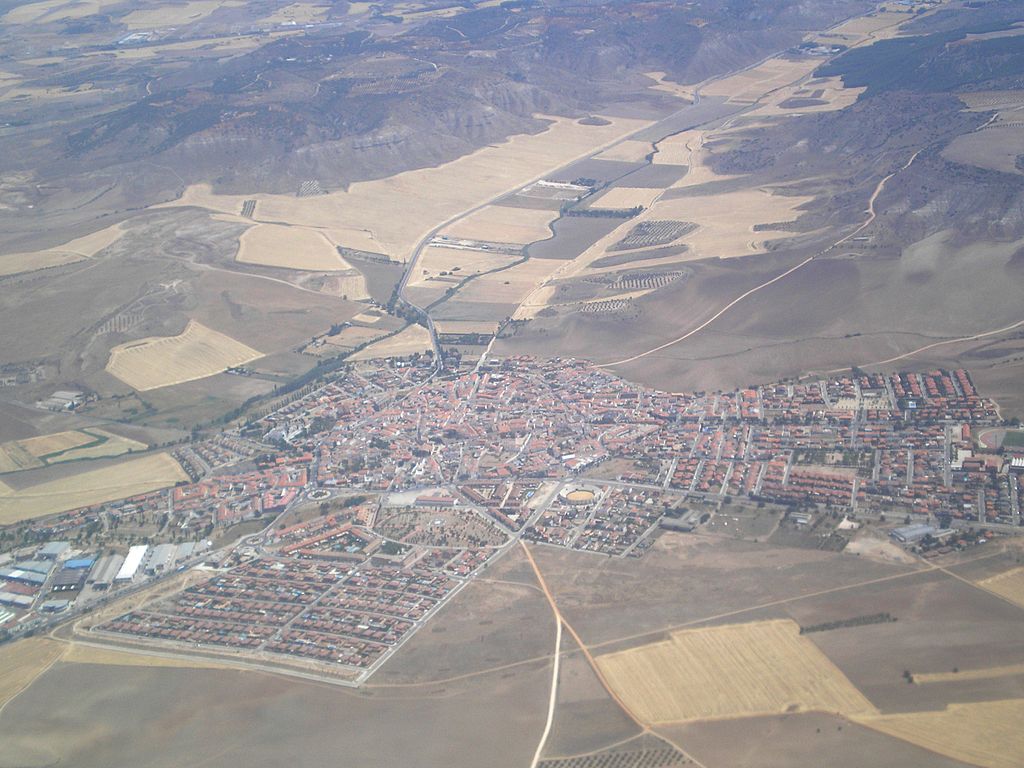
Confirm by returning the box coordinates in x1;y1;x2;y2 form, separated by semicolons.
914;662;1024;685
855;700;1024;768
105;320;263;391
0;452;188;524
978;566;1024;609
595;619;876;724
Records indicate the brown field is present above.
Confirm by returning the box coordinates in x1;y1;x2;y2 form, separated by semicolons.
306;325;386;355
644;71;696;102
596;619;876;724
441;205;557;245
434;320;500;335
160;114;649;262
457;257;563;305
106;320;263;391
0;639;64;711
589;187;663;210
914;663;1024;685
349;324;432;361
854;700;1024;768
594;140;655;163
0;223;123;277
750;75;866;118
0;428;146;473
702;58;818;105
236;223;356;272
978;566;1024;609
664;712;975;768
0;452;188;523
61;643;233;670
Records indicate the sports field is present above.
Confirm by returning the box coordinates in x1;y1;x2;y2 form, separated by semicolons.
0;451;188;523
106;320;263;391
855;700;1024;768
596;619;876;724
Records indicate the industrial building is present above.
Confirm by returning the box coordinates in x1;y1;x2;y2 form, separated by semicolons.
88;554;125;590
115;545;148;582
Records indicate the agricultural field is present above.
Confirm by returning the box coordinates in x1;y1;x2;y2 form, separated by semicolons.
979;567;1024;609
409;246;516;288
161;114;648;263
593;140;656;164
589;187;662;210
0;428;146;473
702;58;818;105
0;223;122;277
596;619;876;724
105;320;263;391
119;0;244;28
441;205;557;245
457;258;563;307
349;324;432;361
0;451;187;523
854;700;1024;768
235;224;355;272
0;639;64;710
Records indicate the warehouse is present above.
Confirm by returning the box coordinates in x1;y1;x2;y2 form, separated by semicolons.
145;543;176;575
89;554;124;590
51;566;88;593
115;545;148;582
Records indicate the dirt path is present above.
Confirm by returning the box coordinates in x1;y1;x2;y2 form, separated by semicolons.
598;149;922;368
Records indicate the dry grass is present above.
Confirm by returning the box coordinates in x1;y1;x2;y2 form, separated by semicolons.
0;452;188;524
590;187;663;210
441;205;557;245
236;224;354;271
750;75;866;118
61;643;232;670
0;223;122;277
120;0;244;29
978;566;1024;609
702;59;818;105
2;0;117;24
259;2;327;25
594;140;656;163
855;700;1024;768
349;324;432;361
0;639;64;710
160;114;649;262
644;71;696;102
106;320;263;391
596;619;876;724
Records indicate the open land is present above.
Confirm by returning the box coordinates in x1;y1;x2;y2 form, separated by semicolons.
235;224;356;272
349;324;432;361
0;429;146;474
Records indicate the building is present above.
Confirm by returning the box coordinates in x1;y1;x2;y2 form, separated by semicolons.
89;555;125;590
115;545;148;582
891;523;935;544
37;541;70;560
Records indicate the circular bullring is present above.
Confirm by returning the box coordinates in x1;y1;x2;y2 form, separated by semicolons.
561;486;597;505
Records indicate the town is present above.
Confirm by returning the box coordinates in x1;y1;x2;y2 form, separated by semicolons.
2;355;1021;683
